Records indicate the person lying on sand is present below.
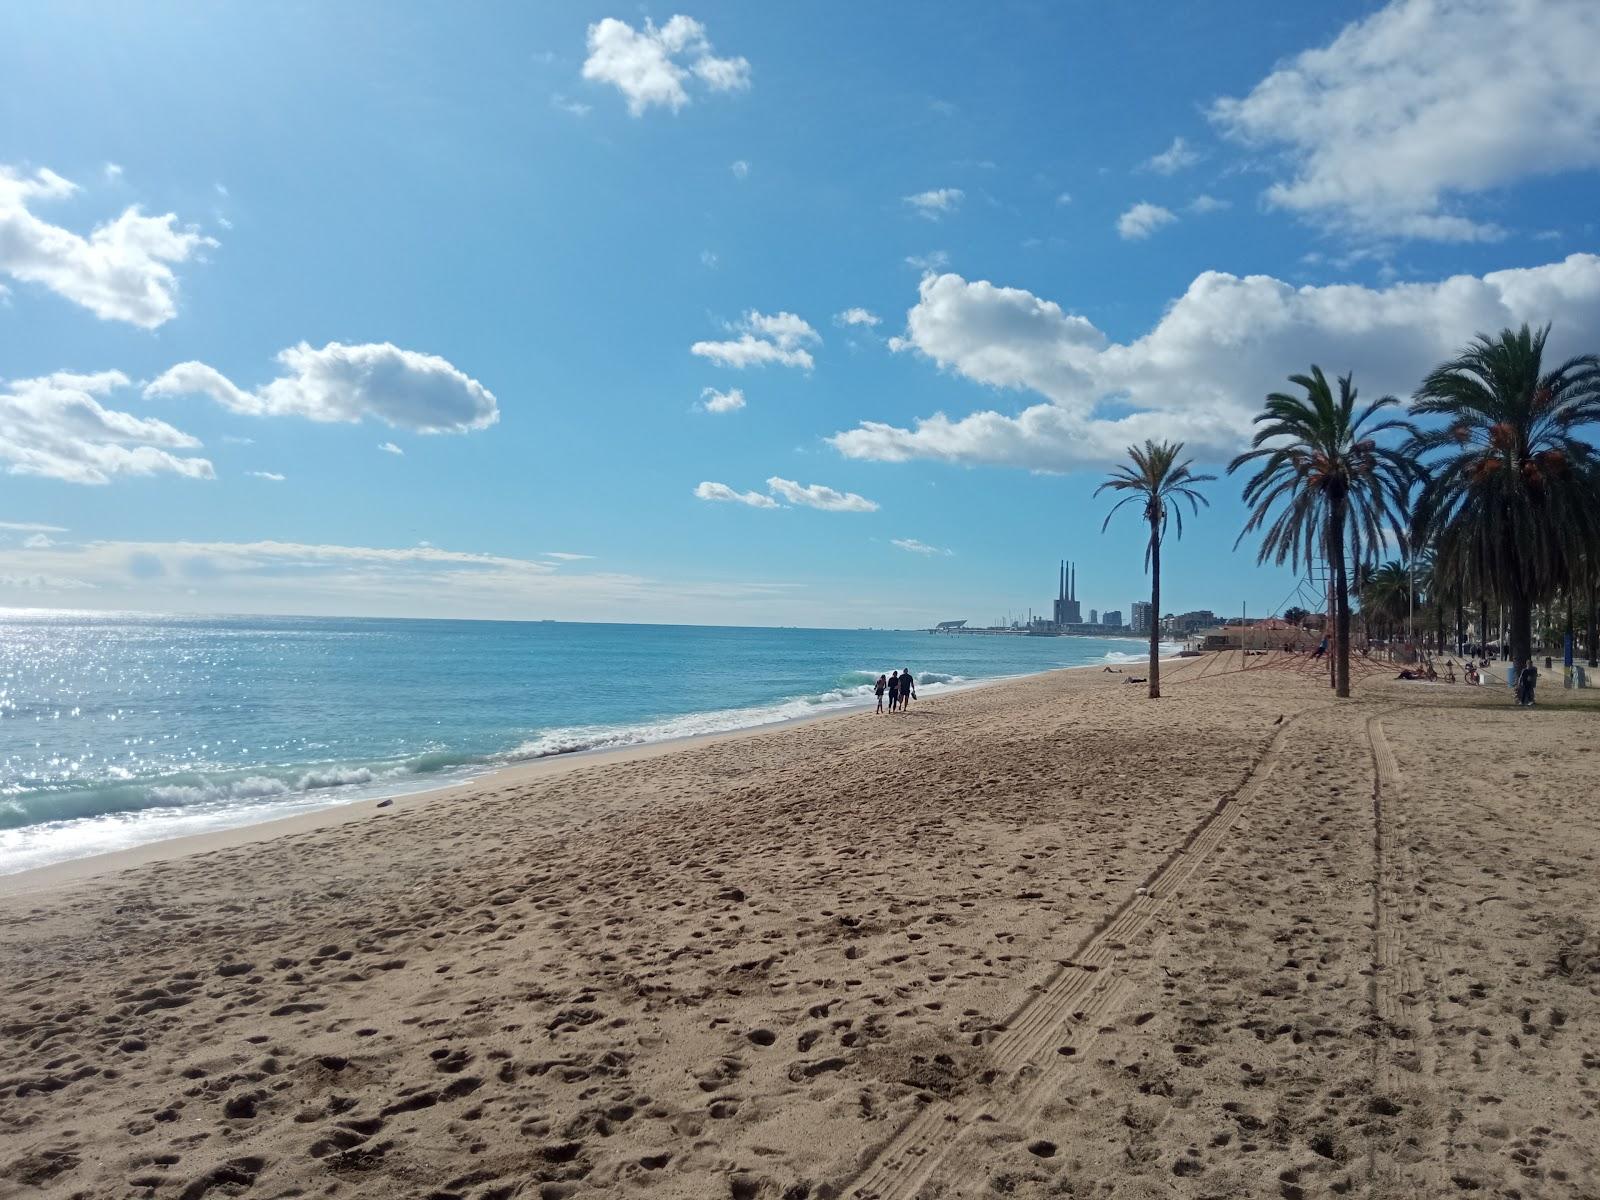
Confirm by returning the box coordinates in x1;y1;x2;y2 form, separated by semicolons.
1125;676;1147;684
1103;665;1122;673
1395;669;1426;681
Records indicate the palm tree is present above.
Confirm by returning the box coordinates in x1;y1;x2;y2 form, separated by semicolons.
1410;325;1600;673
1097;440;1214;699
1360;560;1414;649
1229;367;1417;698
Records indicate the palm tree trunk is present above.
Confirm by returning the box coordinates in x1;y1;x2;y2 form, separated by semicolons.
1147;513;1161;700
1504;525;1533;673
1329;503;1351;698
1454;590;1465;658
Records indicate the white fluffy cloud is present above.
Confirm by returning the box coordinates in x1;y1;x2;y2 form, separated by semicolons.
1190;194;1231;214
905;188;964;219
1117;202;1177;240
0;370;215;485
892;538;952;556
730;159;750;180
1142;136;1201;174
0;165;214;327
834;307;881;328
146;341;498;433
379;441;404;455
691;310;820;370
700;386;746;413
1209;0;1600;241
249;470;286;481
581;15;750;115
828;255;1600;472
766;476;878;512
694;480;778;507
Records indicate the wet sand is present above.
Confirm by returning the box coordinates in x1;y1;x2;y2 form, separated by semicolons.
2;653;1596;1199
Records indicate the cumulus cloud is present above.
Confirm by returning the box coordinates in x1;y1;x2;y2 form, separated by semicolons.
1142;136;1201;174
828;255;1600;473
905;188;964;219
699;386;746;413
0;521;67;532
834;307;881;328
691;310;820;370
1117;202;1177;240
581;14;750;115
249;470;286;481
22;533;53;548
379;441;404;455
694;480;779;507
892;538;952;556
0;370;215;485
0;165;214;327
146;341;498;433
766;476;878;512
906;251;950;272
1190;194;1231;214
1209;0;1600;241
730;159;750;179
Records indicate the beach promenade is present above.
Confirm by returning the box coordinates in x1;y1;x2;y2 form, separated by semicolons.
2;657;1596;1199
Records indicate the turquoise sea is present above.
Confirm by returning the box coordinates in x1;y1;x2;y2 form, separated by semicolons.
0;612;1170;875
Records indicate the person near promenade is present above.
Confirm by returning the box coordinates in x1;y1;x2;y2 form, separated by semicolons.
886;670;901;712
1517;661;1539;707
874;673;888;714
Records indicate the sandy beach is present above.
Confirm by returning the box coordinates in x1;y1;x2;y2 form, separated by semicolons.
3;653;1597;1199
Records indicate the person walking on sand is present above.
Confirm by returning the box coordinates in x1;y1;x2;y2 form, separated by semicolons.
886;669;901;713
1517;661;1539;707
874;673;888;714
898;668;916;711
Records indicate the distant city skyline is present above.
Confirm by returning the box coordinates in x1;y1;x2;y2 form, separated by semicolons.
3;2;1598;626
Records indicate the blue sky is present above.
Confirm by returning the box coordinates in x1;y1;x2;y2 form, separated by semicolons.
3;0;1598;627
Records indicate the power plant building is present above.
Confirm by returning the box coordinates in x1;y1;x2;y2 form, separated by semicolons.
1053;560;1082;626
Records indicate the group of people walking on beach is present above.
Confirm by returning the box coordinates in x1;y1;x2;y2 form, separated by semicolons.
873;669;916;713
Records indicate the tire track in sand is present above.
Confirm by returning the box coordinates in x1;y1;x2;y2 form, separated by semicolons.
844;708;1316;1200
1365;716;1435;1192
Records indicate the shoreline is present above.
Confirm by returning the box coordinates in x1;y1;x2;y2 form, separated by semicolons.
0;653;1173;898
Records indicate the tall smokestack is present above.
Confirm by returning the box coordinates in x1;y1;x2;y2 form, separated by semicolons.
1071;562;1076;601
1059;560;1065;601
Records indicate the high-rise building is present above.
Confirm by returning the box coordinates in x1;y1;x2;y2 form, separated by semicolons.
1131;600;1152;633
1102;609;1123;628
1089;608;1099;625
1052;560;1082;625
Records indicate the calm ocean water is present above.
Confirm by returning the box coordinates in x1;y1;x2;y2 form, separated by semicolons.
0;612;1171;875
